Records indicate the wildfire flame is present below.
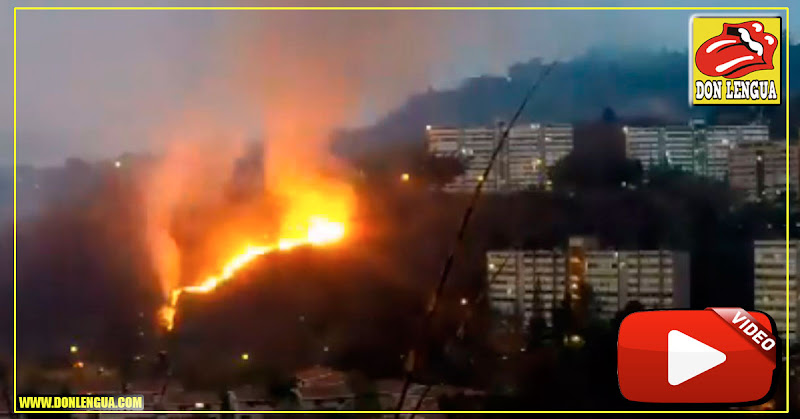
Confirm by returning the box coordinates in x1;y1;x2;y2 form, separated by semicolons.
158;216;346;331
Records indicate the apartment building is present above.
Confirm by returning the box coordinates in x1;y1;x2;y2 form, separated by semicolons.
729;141;799;201
487;237;690;329
754;240;798;343
426;123;573;192
624;122;769;180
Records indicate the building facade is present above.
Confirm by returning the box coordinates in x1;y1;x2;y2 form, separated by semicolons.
487;237;690;329
729;141;799;201
584;248;690;321
754;240;799;343
623;122;769;180
426;123;573;192
487;249;567;329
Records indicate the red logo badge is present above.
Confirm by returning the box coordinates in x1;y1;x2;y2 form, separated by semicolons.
618;308;777;404
695;20;778;78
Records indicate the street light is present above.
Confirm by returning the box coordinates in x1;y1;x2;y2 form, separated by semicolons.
241;353;249;361
70;345;78;354
401;173;410;182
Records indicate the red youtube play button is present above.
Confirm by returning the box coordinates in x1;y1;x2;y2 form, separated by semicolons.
618;308;777;404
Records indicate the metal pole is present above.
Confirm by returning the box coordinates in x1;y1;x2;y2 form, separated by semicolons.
394;62;558;415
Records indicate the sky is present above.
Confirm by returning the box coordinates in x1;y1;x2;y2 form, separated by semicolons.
2;0;796;167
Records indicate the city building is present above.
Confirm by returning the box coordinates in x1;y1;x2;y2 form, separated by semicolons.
293;365;354;410
426;123;573;192
506;123;574;188
487;248;567;329
754;240;799;343
288;366;480;414
624;125;695;172
700;123;769;180
487;237;690;329
729;141;799;201
623;121;769;179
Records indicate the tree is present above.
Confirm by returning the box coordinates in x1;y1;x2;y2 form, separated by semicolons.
264;369;298;408
550;300;571;348
420;155;465;187
525;316;548;349
602;106;618;123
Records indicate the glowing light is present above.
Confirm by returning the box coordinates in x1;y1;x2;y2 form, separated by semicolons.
73;361;84;369
401;173;410;182
114;160;122;168
241;353;250;361
307;217;346;245
70;345;78;354
158;215;347;331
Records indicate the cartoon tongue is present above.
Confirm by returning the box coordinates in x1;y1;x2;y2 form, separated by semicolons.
696;23;772;79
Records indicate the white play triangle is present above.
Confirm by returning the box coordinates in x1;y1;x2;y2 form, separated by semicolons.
668;330;727;386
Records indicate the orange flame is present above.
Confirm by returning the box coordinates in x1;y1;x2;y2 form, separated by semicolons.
158;216;346;331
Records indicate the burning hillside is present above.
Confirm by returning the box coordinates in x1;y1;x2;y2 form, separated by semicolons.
145;137;356;332
158;215;347;331
137;11;453;333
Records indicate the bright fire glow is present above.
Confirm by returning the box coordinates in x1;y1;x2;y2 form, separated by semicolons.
158;216;346;331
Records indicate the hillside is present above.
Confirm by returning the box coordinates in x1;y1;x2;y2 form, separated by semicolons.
335;44;800;157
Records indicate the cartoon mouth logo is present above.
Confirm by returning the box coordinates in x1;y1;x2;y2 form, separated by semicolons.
695;20;777;78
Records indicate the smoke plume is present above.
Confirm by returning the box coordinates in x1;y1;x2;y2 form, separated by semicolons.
144;11;460;306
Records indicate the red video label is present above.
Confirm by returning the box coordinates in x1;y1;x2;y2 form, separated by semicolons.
618;308;777;404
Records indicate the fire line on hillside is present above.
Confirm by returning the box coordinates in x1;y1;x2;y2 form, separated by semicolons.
158;216;346;331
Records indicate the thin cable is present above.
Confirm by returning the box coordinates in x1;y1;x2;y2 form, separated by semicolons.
394;61;558;413
407;254;511;419
407;384;433;419
456;253;512;340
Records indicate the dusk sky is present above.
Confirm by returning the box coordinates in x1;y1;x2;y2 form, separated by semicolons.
2;0;796;167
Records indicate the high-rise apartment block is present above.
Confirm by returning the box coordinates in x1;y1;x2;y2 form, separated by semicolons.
729;141;799;201
487;237;690;330
754;240;798;343
624;121;769;180
426;123;573;192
